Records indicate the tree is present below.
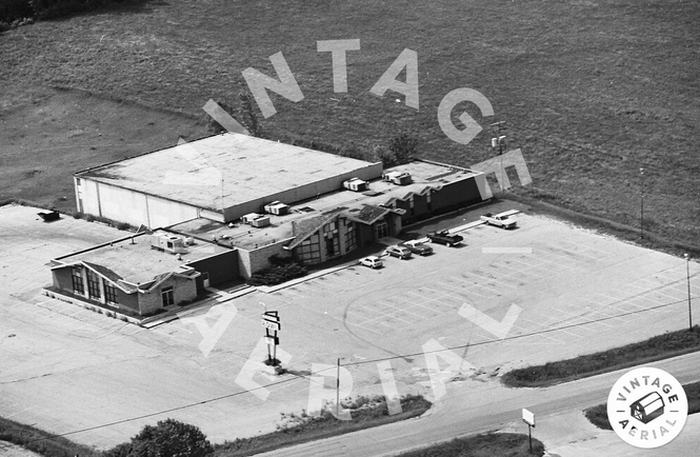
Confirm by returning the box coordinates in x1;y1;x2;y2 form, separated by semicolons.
204;100;235;135
238;92;262;137
103;442;132;457
388;133;418;165
104;419;213;457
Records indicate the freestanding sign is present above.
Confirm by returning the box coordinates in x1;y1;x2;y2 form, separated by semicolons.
522;408;535;453
261;310;281;366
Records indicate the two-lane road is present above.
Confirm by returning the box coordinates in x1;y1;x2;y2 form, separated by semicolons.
254;352;700;456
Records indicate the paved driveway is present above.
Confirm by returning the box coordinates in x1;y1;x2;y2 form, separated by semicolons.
1;203;697;448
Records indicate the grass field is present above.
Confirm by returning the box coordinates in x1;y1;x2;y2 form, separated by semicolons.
0;0;698;246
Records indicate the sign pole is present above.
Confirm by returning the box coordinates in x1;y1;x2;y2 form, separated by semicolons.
272;331;278;365
336;358;341;418
522;408;535;454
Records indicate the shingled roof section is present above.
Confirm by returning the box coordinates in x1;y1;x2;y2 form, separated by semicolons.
346;205;390;225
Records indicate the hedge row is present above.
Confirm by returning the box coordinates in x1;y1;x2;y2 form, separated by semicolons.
247;263;308;287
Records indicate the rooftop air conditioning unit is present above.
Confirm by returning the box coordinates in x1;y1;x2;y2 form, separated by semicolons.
250;215;271;228
343;177;369;192
382;171;412;185
151;234;188;254
241;213;262;224
264;201;290;215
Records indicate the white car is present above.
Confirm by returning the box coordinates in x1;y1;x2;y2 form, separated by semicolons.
480;213;517;229
359;255;383;269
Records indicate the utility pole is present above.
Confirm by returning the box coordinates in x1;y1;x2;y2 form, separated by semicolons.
490;121;507;191
639;167;645;239
686;253;693;331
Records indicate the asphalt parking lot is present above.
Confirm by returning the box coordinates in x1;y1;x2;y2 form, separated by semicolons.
1;203;698;448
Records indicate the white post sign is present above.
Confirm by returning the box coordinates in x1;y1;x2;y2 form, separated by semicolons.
522;408;535;427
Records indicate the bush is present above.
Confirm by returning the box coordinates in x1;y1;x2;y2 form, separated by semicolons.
247;262;308;286
583;404;612;430
387;133;418;166
0;0;33;23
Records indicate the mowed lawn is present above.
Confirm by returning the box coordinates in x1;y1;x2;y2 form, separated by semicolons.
1;0;698;244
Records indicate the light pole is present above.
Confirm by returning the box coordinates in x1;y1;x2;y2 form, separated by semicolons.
686;253;693;331
639;167;645;239
491;121;507;191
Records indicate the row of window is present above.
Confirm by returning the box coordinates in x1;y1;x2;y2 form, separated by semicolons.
72;267;117;305
70;267;175;309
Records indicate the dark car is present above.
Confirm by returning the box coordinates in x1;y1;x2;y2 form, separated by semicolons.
401;241;434;256
385;245;413;259
426;230;463;247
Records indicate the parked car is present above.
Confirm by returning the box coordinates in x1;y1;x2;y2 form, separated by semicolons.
480;212;517;229
359;255;383;269
400;241;434;256
426;230;463;247
384;245;413;259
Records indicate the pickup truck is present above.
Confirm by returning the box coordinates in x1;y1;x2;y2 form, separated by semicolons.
426;230;463;247
480;213;517;229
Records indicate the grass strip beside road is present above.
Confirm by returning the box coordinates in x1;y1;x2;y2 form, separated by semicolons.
395;432;544;457
502;326;700;388
0;417;99;457
584;381;700;430
214;395;431;457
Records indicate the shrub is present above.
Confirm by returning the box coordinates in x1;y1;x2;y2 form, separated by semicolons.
584;404;612;430
0;0;33;23
247;262;307;286
387;132;418;166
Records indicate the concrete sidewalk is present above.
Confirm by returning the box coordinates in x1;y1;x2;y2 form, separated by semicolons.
532;409;700;457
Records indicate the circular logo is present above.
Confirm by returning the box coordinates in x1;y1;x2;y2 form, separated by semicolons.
607;367;688;448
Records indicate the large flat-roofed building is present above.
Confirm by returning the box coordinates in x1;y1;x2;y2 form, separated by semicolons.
47;229;239;317
172;159;489;277
74;133;383;228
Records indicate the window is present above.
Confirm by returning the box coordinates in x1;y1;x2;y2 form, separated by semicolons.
161;286;174;307
375;221;389;239
87;270;101;299
326;235;340;258
104;280;118;304
71;267;84;295
296;237;321;263
344;224;357;252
